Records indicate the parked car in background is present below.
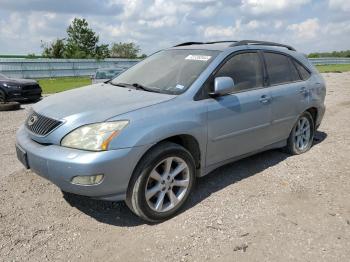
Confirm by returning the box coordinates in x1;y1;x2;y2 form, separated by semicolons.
16;40;326;222
92;68;126;84
0;73;42;102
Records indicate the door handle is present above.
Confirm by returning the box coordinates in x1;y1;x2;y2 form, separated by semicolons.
259;95;271;104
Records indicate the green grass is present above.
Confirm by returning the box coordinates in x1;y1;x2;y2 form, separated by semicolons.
316;64;350;73
37;77;91;94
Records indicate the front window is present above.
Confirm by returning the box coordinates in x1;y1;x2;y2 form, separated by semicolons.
215;52;263;92
111;49;220;94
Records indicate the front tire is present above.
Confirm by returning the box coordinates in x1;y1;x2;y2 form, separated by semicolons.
126;142;196;222
285;111;315;155
0;101;20;111
0;90;6;103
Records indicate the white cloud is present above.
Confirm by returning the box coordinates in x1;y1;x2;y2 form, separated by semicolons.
246;20;268;29
274;20;284;29
287;18;320;41
241;0;310;14
328;0;350;12
0;0;349;55
200;19;249;40
324;20;350;36
196;5;220;18
138;16;178;28
0;13;23;38
202;25;238;39
146;0;190;18
28;12;57;34
117;0;143;18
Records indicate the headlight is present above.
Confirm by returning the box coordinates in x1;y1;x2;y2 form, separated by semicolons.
3;83;19;88
61;121;129;151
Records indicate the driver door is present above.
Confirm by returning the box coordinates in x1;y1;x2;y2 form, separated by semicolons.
205;51;273;166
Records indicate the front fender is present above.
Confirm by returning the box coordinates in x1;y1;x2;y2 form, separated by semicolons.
107;98;208;157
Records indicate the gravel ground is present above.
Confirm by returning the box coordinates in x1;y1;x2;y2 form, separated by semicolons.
1;73;350;261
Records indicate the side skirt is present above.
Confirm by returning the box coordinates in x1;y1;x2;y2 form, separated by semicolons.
198;140;287;177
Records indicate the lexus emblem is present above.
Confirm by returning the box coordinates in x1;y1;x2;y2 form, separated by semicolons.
27;115;38;126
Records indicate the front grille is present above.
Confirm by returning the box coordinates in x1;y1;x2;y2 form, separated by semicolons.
22;84;40;91
25;111;62;136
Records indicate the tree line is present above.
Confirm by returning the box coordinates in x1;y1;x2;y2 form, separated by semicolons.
41;18;146;59
308;50;350;58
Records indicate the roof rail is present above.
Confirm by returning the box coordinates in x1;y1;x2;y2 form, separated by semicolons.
174;40;237;47
173;40;296;51
230;40;296;51
174;42;204;47
205;40;238;44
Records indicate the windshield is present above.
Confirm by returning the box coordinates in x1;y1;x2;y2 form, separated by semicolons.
111;49;219;94
95;69;122;79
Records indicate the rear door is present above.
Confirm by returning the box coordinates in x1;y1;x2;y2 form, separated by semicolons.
262;52;310;142
205;52;273;166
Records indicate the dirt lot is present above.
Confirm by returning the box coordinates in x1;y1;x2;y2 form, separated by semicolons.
1;73;350;262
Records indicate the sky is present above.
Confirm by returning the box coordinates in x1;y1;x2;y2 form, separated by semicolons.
0;0;349;55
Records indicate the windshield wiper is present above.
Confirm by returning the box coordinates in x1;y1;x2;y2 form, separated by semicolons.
109;82;129;87
132;83;161;93
111;82;161;93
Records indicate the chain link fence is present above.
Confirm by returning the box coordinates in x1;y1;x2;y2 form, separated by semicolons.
0;58;140;79
0;57;349;79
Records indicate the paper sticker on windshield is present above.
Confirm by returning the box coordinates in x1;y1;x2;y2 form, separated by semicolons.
185;55;211;61
175;84;185;90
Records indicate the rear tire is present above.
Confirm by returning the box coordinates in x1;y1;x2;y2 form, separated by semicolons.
285;111;315;155
126;142;196;222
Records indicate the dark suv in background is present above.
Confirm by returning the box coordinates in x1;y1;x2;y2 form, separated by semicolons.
0;73;42;102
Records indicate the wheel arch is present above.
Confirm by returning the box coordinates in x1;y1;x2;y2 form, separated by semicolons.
0;87;7;102
306;107;318;126
0;86;7;95
126;133;202;193
137;134;201;171
158;134;201;170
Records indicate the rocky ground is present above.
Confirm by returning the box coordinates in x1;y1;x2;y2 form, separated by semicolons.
0;73;349;261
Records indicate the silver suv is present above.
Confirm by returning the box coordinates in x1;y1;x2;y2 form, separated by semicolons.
16;40;326;222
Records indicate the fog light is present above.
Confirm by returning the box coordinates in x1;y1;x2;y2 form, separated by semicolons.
71;174;104;185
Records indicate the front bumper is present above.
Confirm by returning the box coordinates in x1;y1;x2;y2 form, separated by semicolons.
16;125;148;201
7;89;41;102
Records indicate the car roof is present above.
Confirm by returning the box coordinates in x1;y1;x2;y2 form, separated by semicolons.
169;40;314;72
170;40;297;53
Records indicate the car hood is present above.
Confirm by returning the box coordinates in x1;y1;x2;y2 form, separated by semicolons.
32;83;176;124
0;78;37;85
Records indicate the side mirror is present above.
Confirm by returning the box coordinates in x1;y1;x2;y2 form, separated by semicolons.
210;77;235;97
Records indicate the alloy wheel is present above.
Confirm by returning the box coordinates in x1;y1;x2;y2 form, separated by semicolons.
145;157;190;213
294;116;311;151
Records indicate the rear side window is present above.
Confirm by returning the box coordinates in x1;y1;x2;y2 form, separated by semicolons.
294;60;311;80
215;52;263;92
288;59;301;81
264;52;300;85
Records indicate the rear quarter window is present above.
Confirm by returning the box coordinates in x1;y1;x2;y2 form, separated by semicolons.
264;52;301;85
293;60;311;80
